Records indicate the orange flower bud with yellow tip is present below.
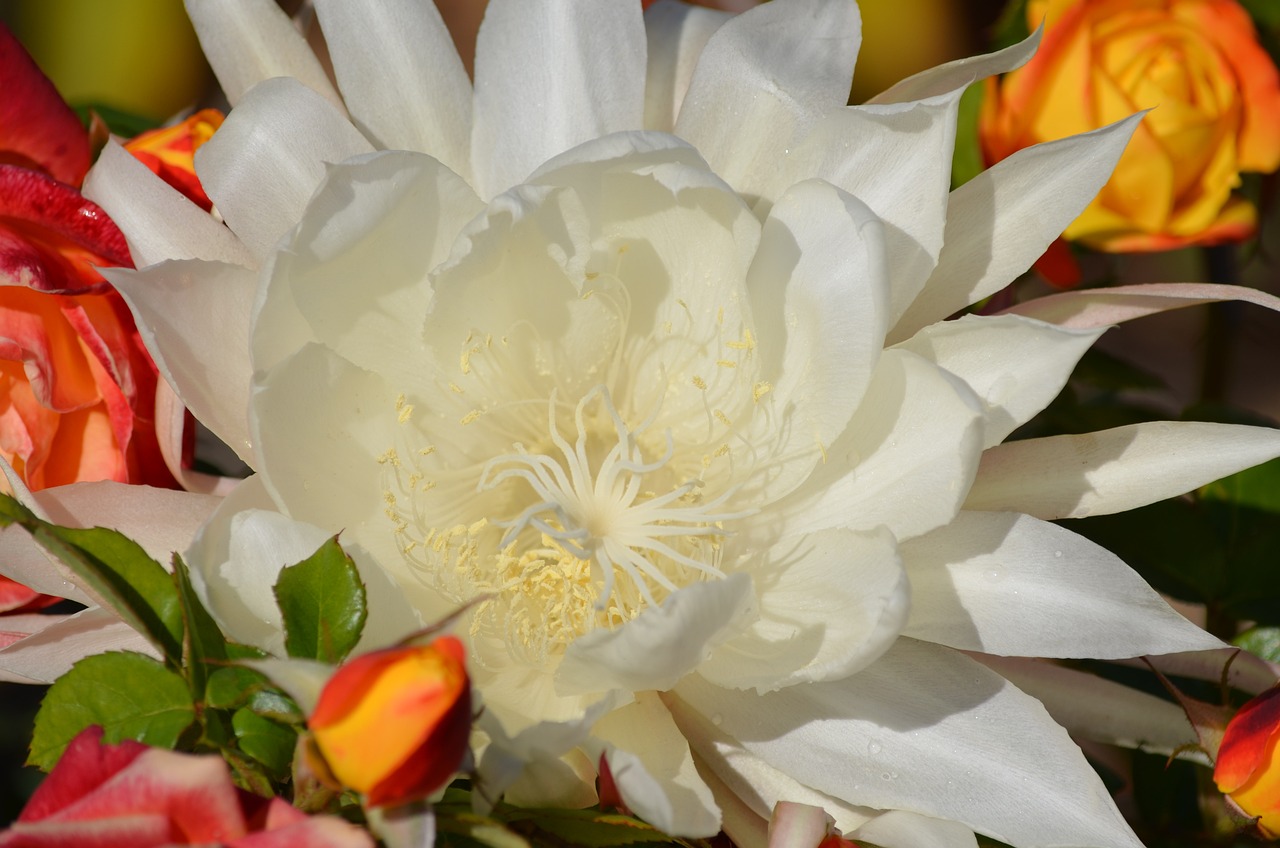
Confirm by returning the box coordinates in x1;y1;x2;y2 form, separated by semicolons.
1214;686;1280;838
980;0;1280;252
308;636;471;808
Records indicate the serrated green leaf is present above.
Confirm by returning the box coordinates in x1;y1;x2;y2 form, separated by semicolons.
1234;627;1280;664
0;492;39;525
274;536;367;663
172;553;229;696
29;652;194;770
206;666;270;710
35;522;183;663
232;707;296;778
436;812;530;848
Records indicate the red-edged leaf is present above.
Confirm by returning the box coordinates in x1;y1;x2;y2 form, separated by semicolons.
0;24;91;186
0;165;131;294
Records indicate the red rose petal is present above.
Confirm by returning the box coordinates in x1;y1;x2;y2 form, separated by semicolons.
1215;686;1280;793
18;727;147;823
0;24;91;186
0;165;131;295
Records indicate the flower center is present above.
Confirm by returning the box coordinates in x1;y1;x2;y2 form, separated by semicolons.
382;386;753;664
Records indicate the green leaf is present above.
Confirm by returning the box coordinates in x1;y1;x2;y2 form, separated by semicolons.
29;652;194;770
172;553;229;697
436;812;531;848
36;525;184;664
205;666;271;711
1198;457;1280;514
231;708;297;778
0;494;184;662
274;536;367;663
991;0;1033;50
1234;626;1280;665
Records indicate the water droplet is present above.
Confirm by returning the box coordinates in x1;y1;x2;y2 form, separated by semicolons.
711;714;723;726
880;771;899;781
984;568;1002;582
867;741;882;755
1053;550;1063;558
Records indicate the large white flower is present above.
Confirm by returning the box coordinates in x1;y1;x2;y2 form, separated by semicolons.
68;2;1280;848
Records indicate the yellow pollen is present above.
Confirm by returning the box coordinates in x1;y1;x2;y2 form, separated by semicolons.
716;359;737;369
692;376;707;390
460;409;482;425
449;382;465;394
714;409;733;427
397;404;414;424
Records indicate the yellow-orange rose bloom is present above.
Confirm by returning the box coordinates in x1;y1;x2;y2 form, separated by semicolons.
309;637;471;808
981;0;1280;251
1214;685;1280;837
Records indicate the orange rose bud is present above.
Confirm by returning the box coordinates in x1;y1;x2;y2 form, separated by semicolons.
123;108;224;211
1214;686;1280;837
980;0;1280;252
308;637;471;808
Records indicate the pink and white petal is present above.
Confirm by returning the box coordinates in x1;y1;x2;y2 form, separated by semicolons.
195;78;373;263
674;639;1145;848
1005;282;1280;329
964;422;1280;519
772;95;960;323
557;574;755;697
230;816;375;848
901;511;1222;657
777;349;984;541
674;0;860;203
643;1;730;133
894;314;1104;448
850;811;977;848
82;143;254;268
0;607;155;685
768;802;835;848
748;180;888;457
890;115;1142;344
702;528;907;693
1127;649;1280;697
276;150;483;389
976;656;1206;763
313;0;472;180
152;382;241;496
590;693;722;837
184;0;342;109
867;26;1040;104
101;260;256;465
471;0;646;198
0;612;62;651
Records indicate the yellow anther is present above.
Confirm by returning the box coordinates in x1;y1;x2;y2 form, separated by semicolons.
692;375;707;390
460;409;482;425
714;409;733;427
714;444;730;458
418;445;436;457
397;403;414;424
449;382;465;394
716;359;737;369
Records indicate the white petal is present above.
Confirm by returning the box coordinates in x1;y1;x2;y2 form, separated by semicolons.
768;802;835;848
184;0;342;108
894;314;1104;448
82;142;254;268
890;115;1142;343
101;260;257;465
591;693;722;837
749;180;888;455
777;349;983;541
675;0;860;202
666;693;879;837
1005;282;1280;329
674;639;1145;848
0;607;156;684
196;77;373;263
312;0;472;180
977;656;1205;763
251;344;396;536
771;95;961;323
643;1;730;132
867;27;1040;104
901;511;1222;657
271;150;482;388
965;422;1280;519
851;811;977;848
471;0;646;198
702;528;907;692
557;574;755;696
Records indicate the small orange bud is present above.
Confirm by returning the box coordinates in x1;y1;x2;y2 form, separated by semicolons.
1214;686;1280;838
309;636;471;808
124;108;224;211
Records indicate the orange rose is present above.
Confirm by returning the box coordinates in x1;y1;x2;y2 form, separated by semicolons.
1215;686;1280;838
980;0;1280;251
309;637;472;807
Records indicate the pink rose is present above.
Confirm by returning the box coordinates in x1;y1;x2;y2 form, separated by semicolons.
0;727;373;847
